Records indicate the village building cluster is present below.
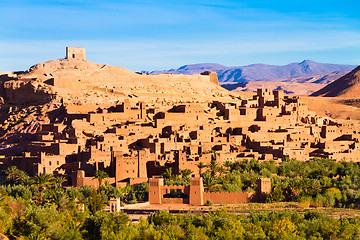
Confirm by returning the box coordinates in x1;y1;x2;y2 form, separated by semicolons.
1;86;360;188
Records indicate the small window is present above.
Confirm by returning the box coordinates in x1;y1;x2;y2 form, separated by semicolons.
72;54;75;58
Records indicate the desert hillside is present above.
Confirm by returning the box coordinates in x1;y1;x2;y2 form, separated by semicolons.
1;58;237;107
311;66;360;97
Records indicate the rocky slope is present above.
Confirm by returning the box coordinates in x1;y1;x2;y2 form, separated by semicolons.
0;58;228;105
311;66;360;97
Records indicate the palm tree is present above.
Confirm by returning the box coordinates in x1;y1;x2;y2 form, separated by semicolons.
208;150;220;177
223;160;233;172
181;169;192;179
55;176;67;189
5;166;20;185
196;162;207;177
162;167;173;180
32;173;54;204
16;170;30;185
27;233;46;240
208;158;219;177
217;166;226;177
93;170;109;187
87;191;104;215
64;220;84;238
210;149;220;161
202;172;219;192
47;190;68;212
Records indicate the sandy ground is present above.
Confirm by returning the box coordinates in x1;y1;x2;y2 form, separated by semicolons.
302;96;360;120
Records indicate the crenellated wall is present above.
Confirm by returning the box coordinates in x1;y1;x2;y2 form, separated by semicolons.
149;177;270;206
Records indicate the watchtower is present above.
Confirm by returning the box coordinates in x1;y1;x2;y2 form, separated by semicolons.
149;178;163;204
256;178;271;202
189;177;204;205
66;47;86;60
257;178;271;194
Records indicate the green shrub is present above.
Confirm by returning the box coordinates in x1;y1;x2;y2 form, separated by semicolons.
11;205;60;238
7;185;32;200
313;194;325;208
299;196;312;209
83;211;130;240
204;200;214;206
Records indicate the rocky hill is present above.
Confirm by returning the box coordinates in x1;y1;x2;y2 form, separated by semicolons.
147;60;356;83
311;66;360;97
0;55;234;150
0;58;227;106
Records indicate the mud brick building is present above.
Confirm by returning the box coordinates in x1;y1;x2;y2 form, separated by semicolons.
2;87;360;188
2;49;360;188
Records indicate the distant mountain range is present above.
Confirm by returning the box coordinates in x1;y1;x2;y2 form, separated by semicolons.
145;60;356;83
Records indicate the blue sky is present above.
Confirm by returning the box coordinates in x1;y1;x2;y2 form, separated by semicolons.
1;0;360;71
